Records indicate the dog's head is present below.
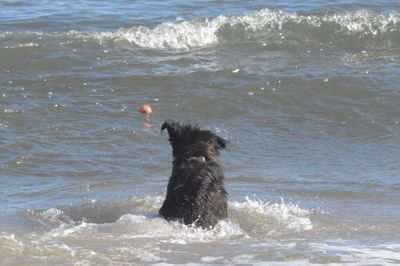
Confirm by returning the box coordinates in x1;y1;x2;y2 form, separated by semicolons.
161;120;226;164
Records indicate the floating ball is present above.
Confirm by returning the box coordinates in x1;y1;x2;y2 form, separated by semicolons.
139;104;152;115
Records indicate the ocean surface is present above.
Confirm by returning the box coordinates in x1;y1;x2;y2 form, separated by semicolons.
1;0;400;265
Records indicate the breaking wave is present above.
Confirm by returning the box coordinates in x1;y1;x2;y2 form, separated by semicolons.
3;9;400;51
89;9;400;50
2;196;398;265
23;196;313;239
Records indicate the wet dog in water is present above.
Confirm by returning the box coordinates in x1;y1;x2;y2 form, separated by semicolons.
159;120;228;228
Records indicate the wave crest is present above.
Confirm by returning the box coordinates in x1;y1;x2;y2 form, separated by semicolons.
88;9;400;50
95;17;227;50
3;9;399;51
230;196;313;233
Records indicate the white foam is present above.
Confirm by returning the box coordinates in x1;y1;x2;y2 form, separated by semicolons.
93;16;227;50
0;233;24;254
117;213;245;243
310;242;400;265
230;196;313;232
25;208;71;227
3;196;399;265
25;195;312;244
45;222;93;238
322;11;400;35
38;208;64;220
85;9;400;50
3;109;18;113
201;256;224;263
1;9;399;51
2;42;39;49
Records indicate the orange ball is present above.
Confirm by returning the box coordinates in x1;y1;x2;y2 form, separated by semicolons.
139;104;152;115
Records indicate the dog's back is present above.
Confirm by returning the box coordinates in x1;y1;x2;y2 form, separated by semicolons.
159;121;228;228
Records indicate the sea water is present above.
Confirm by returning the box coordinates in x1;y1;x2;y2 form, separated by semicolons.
1;0;400;265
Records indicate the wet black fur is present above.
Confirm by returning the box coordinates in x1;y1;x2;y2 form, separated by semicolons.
159;120;228;228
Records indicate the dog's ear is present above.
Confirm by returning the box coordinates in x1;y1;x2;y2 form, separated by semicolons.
203;130;226;150
215;135;227;149
161;120;181;138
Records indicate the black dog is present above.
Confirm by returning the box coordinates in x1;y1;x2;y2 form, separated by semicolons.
159;121;228;228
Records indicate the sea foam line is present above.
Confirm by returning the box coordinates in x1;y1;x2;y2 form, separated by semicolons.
88;9;400;50
230;196;313;232
2;9;400;50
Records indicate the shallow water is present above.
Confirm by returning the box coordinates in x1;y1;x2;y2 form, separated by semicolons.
1;0;400;265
